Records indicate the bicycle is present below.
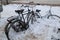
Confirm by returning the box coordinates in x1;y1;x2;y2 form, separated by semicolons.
47;6;60;19
5;4;41;40
40;6;60;20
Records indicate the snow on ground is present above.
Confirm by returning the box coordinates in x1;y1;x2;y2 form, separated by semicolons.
0;4;60;40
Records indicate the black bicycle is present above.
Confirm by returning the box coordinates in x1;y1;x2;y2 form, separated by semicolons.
5;4;41;40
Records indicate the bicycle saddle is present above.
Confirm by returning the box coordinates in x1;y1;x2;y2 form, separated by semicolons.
36;9;41;12
15;9;24;14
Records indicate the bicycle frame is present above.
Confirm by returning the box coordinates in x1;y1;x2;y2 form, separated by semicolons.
24;5;41;24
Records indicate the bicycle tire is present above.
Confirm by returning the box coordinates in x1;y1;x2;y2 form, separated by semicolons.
47;15;60;19
5;16;18;40
5;22;11;40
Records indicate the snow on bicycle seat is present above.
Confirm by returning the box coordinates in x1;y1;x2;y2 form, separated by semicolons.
15;9;24;14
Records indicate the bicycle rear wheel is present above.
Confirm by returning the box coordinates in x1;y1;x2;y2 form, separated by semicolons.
5;22;11;40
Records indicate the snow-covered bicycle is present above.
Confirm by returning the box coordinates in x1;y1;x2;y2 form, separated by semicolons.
47;6;60;19
5;4;41;40
40;6;60;20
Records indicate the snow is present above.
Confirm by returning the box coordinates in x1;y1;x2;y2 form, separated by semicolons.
0;4;60;40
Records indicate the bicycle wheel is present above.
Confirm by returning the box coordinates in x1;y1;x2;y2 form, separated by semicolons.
5;16;18;40
47;15;60;20
5;22;12;40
